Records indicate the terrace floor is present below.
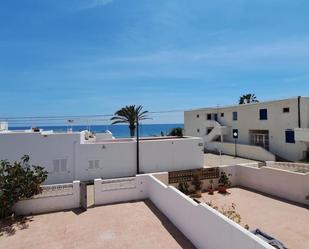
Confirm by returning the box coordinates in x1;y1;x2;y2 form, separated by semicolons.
200;187;309;249
0;200;195;249
204;153;258;167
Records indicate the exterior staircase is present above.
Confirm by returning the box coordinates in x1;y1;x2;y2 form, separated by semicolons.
204;120;229;143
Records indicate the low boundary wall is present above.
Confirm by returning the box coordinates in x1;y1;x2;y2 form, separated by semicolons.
94;176;148;205
147;175;272;249
13;181;80;215
266;161;309;173
206;142;276;161
93;174;272;249
234;164;309;205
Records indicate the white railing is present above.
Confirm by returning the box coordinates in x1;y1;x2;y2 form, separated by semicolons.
33;183;73;198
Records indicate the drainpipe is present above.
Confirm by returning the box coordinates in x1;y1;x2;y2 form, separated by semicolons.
298;96;301;128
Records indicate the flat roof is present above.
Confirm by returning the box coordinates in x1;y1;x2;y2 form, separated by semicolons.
186;96;309;112
0;200;196;249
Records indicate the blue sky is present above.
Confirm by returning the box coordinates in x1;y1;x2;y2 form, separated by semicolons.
0;0;309;124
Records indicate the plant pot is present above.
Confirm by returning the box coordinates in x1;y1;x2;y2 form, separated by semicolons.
195;190;202;198
218;185;227;194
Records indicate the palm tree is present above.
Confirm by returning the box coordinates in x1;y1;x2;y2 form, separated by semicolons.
111;105;149;137
239;94;259;104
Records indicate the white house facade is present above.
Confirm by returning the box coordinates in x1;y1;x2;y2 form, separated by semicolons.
184;96;309;162
0;129;204;184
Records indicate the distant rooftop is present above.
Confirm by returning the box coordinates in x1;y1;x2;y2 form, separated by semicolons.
186;96;309;112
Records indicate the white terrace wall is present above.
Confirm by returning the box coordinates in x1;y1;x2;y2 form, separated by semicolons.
147;176;272;249
235;165;309;205
93;174;271;249
219;164;309;206
206;142;275;161
13;181;80;215
94;176;148;206
266;161;309;172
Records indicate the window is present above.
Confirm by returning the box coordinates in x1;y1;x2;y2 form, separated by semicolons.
221;113;224;117
233;112;238;121
89;160;100;169
259;109;268;120
60;159;67;172
95;160;100;169
89;160;94;169
283;107;290;113
53;159;67;173
196;114;200;118
53;160;60;173
285;130;295;143
207;114;212;120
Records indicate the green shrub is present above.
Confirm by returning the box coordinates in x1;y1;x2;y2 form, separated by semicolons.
178;180;189;194
192;171;202;192
0;155;48;218
168;127;183;137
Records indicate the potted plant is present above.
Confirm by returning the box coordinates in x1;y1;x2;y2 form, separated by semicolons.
191;171;202;197
218;172;231;194
178;180;189;195
208;179;214;195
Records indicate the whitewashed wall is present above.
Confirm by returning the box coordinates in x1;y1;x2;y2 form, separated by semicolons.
140;137;204;173
92;174;271;249
0;132;204;184
233;164;309;205
13;181;80;215
185;97;309;161
0;132;79;184
147;176;272;249
206;141;276;161
94;176;148;205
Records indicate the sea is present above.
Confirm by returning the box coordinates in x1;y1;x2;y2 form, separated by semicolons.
9;124;184;138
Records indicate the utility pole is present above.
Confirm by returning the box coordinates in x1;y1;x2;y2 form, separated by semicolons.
136;118;140;175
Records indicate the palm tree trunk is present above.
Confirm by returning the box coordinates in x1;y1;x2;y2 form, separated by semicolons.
129;125;136;137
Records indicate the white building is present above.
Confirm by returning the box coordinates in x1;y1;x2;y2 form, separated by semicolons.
185;96;309;162
0;128;204;184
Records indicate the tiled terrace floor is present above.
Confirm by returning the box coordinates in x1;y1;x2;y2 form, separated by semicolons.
200;187;309;249
0;200;195;249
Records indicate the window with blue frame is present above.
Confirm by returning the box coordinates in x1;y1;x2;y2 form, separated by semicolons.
233;112;238;121
285;130;295;143
259;109;268;120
